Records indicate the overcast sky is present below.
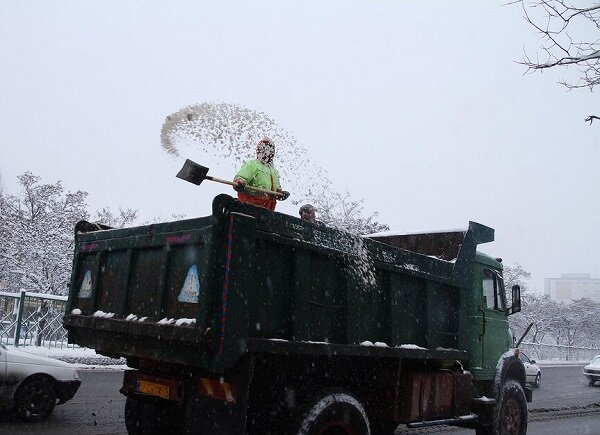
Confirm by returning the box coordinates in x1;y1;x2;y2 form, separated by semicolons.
1;1;598;292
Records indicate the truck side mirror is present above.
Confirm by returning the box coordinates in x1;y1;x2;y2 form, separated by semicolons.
508;285;521;315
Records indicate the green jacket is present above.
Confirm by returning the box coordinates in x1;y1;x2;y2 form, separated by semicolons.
235;159;281;192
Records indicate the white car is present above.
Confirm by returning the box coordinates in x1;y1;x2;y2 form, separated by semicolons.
583;355;600;386
519;352;542;388
0;343;81;421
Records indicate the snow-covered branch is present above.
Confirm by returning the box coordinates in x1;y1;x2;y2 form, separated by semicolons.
515;0;600;91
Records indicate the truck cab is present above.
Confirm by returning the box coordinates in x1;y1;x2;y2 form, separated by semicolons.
470;254;515;379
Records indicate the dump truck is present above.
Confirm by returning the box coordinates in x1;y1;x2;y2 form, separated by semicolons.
64;194;530;434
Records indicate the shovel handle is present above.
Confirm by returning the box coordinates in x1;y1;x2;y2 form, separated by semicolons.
208;176;284;198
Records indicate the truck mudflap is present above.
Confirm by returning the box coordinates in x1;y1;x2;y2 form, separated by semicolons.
524;385;533;403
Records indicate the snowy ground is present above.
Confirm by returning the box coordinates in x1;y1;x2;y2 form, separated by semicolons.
6;345;126;371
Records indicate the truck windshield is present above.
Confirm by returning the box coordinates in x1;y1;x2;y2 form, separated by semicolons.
483;269;506;311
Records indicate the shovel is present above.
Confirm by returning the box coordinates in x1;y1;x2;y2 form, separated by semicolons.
176;159;285;198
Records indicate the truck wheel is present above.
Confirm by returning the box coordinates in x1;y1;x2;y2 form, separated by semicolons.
15;377;56;422
493;380;528;435
291;390;370;435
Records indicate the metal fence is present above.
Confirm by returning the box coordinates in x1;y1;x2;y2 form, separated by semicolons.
521;341;600;362
0;290;75;348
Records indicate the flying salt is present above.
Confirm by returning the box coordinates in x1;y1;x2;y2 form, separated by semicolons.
160;101;388;235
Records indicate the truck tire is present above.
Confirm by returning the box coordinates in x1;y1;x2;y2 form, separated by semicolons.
290;390;371;435
477;380;527;435
15;376;56;422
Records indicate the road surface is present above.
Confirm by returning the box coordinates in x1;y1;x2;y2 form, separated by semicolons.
0;364;598;434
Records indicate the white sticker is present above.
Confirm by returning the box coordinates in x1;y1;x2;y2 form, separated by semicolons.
79;270;93;298
178;265;200;304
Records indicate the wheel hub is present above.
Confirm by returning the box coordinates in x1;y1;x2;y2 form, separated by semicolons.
500;397;522;434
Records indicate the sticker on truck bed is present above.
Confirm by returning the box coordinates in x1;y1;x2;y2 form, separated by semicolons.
79;270;93;298
178;265;200;303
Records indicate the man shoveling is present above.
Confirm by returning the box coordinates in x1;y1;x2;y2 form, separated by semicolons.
233;137;290;211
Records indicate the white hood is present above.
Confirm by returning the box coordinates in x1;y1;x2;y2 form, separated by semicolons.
5;347;74;369
2;346;79;382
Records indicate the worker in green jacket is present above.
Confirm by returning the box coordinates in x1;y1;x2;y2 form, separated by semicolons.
233;137;290;210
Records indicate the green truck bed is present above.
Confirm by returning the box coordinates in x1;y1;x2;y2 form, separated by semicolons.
64;194;493;372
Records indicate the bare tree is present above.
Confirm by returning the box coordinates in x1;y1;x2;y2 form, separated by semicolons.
514;1;600;121
516;1;600;88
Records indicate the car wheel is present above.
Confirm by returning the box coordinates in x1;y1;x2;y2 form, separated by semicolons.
15;377;56;422
589;378;596;387
534;372;541;388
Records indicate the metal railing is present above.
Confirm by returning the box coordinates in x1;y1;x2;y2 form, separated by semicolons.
520;341;600;362
0;290;75;348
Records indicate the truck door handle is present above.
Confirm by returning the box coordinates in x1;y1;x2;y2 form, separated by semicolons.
478;307;486;340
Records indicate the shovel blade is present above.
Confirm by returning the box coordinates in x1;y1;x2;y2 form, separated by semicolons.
176;159;210;186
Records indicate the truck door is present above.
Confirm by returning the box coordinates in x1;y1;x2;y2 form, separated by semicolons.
480;268;511;370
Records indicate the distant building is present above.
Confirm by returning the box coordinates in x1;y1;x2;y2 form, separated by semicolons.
544;274;600;303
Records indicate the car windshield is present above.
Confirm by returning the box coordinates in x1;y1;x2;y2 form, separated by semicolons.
590;356;600;367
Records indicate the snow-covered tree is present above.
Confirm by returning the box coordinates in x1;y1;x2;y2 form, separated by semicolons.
510;293;558;345
547;298;600;349
93;207;138;228
505;261;600;349
310;189;389;235
0;173;89;295
0;173;139;296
